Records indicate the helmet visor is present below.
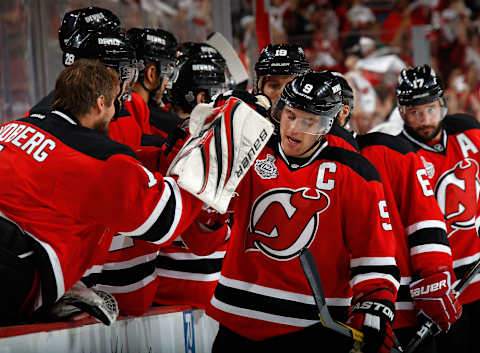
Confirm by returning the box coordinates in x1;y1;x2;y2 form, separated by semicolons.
158;59;176;81
280;104;333;136
118;61;139;86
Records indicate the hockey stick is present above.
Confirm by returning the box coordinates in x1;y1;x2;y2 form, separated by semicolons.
404;257;480;353
299;248;403;353
206;32;249;90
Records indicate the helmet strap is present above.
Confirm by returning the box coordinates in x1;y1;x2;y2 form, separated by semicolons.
299;135;323;157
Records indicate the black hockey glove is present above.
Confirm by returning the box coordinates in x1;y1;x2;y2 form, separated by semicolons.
347;299;396;353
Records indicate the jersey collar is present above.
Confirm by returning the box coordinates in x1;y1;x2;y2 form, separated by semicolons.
402;127;447;154
51;110;78;126
278;138;329;170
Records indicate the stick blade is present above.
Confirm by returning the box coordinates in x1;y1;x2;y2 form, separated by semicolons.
206;32;249;85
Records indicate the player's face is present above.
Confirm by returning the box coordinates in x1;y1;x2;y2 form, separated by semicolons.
262;75;295;104
280;106;322;158
402;100;443;141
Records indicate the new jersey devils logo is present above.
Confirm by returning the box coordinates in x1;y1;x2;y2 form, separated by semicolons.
246;187;330;260
435;158;480;237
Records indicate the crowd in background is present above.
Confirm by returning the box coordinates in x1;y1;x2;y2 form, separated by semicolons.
232;0;480;133
3;0;480;129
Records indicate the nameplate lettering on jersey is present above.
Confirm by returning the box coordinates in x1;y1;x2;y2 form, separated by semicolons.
0;122;56;162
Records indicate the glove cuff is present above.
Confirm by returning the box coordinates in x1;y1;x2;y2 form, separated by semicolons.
351;299;395;325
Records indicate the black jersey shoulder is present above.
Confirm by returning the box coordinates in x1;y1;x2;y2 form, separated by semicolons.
322;145;381;182
116;106;131;119
357;131;420;154
329;121;359;150
20;113;137;161
443;114;480;135
29;91;54;115
149;106;182;135
141;133;166;147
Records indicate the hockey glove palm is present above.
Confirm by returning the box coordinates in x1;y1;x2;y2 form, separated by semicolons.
347;300;395;353
409;271;462;333
47;282;119;325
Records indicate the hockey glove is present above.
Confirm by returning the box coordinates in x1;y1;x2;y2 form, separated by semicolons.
167;97;274;214
47;282;119;325
409;271;462;333
347;300;396;353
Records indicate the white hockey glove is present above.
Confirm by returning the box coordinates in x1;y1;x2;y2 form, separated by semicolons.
47;282;119;325
167;97;274;214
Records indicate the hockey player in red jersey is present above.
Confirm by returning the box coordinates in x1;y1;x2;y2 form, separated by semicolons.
393;64;480;353
159;54;228;173
125;27;178;135
0;60;204;326
206;72;400;353
124;27;178;172
357;91;462;350
152;54;231;311
81;47;233;317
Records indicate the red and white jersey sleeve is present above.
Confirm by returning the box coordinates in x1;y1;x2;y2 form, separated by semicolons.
358;132;452;328
206;139;399;341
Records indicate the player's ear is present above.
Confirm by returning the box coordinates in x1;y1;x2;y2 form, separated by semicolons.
95;95;105;113
146;64;158;87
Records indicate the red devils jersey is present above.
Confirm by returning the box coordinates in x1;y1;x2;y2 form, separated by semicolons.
124;92;152;135
0;111;202;311
84;213;230;316
358;132;453;329
87;110;228;315
403;114;480;305
154;230;227;310
206;137;400;341
326;121;359;151
107;107;142;151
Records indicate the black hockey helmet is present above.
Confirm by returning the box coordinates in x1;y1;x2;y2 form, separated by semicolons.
59;7;120;52
62;28;136;72
176;42;226;69
169;57;227;111
321;70;354;111
127;28;177;79
272;71;343;136
254;43;311;91
396;65;445;107
62;28;138;111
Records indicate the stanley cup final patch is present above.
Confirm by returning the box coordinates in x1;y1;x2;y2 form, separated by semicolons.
421;156;435;178
255;154;278;179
